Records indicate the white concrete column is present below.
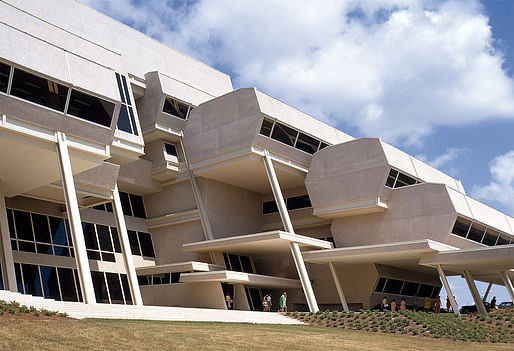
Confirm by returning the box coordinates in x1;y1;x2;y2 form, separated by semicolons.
482;282;493;302
329;262;349;312
463;270;488;317
436;264;460;316
262;150;319;312
0;181;18;291
56;131;96;304
500;271;514;302
112;184;143;306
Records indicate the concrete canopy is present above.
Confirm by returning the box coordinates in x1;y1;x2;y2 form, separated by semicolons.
182;230;333;256
179;270;302;289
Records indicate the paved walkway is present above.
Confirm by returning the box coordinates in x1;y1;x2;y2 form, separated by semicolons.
0;290;302;324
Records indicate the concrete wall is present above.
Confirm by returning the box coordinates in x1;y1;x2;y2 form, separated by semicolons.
144;180;196;218
140;281;226;309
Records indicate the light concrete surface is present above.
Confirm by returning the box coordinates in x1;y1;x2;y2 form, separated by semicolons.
0;290;302;324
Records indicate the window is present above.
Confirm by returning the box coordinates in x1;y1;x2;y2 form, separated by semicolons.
164;143;178;157
138;232;156;258
374;277;386;292
259;117;329;154
91;271;134;305
482;229;498;246
384;168;419;189
127;230;141;256
374;277;439;298
136;272;187;286
451;218;471;238
383;279;403;294
223;253;255;273
0;62;11;93
417;284;433;298
119;191;147;218
163;97;192;119
467;223;485;243
10;68;68;112
496;235;511;245
401;281;419;296
263;194;312;214
451;217;512;246
67;89;114;127
115;73;138;135
263;200;279;214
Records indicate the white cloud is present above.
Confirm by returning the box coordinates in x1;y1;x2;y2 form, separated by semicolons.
83;0;514;146
472;150;514;215
416;147;466;168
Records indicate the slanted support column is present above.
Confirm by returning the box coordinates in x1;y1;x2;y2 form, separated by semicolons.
56;131;96;304
329;262;349;312
112;184;143;306
0;181;17;291
436;264;459;316
262;150;319;312
500;271;514;302
482;282;493;302
463;270;488;317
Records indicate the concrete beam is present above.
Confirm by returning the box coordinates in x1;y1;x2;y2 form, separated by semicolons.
436;264;459;316
329;262;349;312
0;181;18;291
463;270;488;317
500;271;514;302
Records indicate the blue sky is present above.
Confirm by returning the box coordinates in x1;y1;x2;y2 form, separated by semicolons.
82;0;514;306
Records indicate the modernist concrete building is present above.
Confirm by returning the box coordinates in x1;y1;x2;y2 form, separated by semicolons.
0;0;512;316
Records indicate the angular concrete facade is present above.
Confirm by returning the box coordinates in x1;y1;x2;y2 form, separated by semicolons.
0;0;512;314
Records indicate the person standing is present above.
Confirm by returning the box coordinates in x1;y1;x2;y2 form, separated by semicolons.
400;298;407;311
225;293;233;310
262;294;269;312
279;292;287;312
491;296;497;310
381;296;389;312
446;297;451;312
266;294;272;312
423;296;430;312
435;296;441;313
391;299;397;312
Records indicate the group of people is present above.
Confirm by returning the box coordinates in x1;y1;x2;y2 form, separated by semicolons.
263;292;288;312
381;295;457;313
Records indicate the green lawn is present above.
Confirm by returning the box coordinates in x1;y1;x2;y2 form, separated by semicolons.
0;318;512;351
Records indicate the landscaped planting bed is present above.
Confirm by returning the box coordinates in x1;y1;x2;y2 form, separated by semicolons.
0;300;68;320
285;308;514;343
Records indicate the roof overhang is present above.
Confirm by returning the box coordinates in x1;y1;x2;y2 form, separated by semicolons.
179;270;302;289
183;230;333;256
135;261;225;275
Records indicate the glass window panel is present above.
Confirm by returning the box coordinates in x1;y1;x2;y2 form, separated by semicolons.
121;76;131;105
7;209;16;238
228;254;242;272
14;263;23;293
248;288;262;312
36;243;52;255
271;122;297;147
117;104;132;133
87;250;101;260
171;273;181;284
295;133;320;154
91;271;109;303
92;204;105;211
110;227;121;253
40;266;60;300
119;192;132;216
385;169;398;188
21;263;42;297
105;202;113;213
58;267;78;302
286;195;311;210
67;90;114;127
153;273;170;285
96;224;113;252
11;239;17;251
138;232;155;258
106;273;124;304
18;241;36;253
496;235;511;246
451;218;471;238
240;255;253;273
128;230;141;255
151;275;161;285
401;281;419;296
137;275;149;286
431;286;441;299
0;62;10;93
319;142;329;150
164;143;177;156
120;274;132;305
262;200;278;214
11;68;68;112
259;118;274;137
32;213;51;243
74;269;83;302
223;253;231;270
162;97;189;119
115;73;126;104
395;172;417;188
417;284;433;298
54;246;70;257
14;210;33;241
129;194;146;219
374;277;386;292
128;107;138;136
467;223;486;243
101;252;116;262
482;230;498;246
82;222;98;250
383;278;403;294
49;217;68;245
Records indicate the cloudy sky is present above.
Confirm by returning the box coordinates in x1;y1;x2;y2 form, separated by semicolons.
82;0;514;304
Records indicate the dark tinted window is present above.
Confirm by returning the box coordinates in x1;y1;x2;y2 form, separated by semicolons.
127;230;141;255
165;143;177;156
163;98;189;119
74;270;83;302
385;169;398;188
11;68;68;112
296;133;320;154
120;274;132;305
68;90;114;127
138;232;155;258
96;224;113;252
82;223;98;250
395;172;417;187
129;194;146;218
401;281;419;296
110;227;121;253
36;243;52;255
115;73;126;104
287;195;311;210
119;192;132;216
21;263;42;297
259;118;273;137
263;200;278;214
106;273;124;304
92;204;105;211
138;275;149;286
49;217;68;245
101;252;115;262
91;271;109;303
40;265;60;300
482;231;498;246
383;278;403;294
228;254;242;272
431;286;441;299
105;202;113;213
271;122;297;147
32;213;51;243
319;142;329;150
417;284;433;298
171;273;181;283
496;235;511;245
0;62;10;93
14;210;33;241
240;255;253;273
451;218;471;238
18;241;36;253
58;267;79;302
15;263;23;293
467;224;485;242
223;253;231;269
117;104;132;133
7;209;15;238
375;277;386;292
